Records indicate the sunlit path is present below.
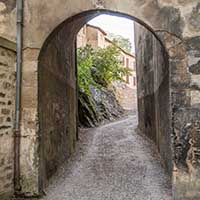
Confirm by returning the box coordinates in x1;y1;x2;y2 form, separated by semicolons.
42;114;172;200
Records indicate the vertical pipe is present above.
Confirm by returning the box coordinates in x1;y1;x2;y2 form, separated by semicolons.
14;0;23;193
75;39;79;141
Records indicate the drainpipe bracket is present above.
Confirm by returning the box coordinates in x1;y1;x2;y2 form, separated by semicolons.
14;129;21;137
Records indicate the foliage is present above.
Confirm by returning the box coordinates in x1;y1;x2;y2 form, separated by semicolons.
91;46;131;87
77;45;97;95
107;33;132;53
77;45;131;94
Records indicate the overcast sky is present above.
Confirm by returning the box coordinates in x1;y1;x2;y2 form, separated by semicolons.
88;14;135;53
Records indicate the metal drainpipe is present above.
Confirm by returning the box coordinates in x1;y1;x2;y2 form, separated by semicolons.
14;0;23;194
75;39;79;141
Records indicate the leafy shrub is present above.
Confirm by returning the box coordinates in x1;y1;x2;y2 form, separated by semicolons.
92;45;131;87
77;45;131;93
77;45;97;95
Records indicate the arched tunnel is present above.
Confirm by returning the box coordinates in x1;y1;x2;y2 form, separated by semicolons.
38;10;171;191
1;1;200;199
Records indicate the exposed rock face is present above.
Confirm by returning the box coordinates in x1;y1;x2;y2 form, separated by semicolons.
91;87;124;121
78;91;99;128
78;87;124;127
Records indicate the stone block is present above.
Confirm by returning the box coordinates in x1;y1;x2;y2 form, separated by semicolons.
191;90;200;106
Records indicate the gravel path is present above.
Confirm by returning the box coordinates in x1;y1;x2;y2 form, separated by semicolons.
41;114;172;200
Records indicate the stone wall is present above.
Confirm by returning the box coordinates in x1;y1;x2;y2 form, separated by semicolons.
38;19;79;190
0;0;16;42
0;41;16;199
0;0;199;199
172;30;200;200
19;11;99;196
134;24;172;173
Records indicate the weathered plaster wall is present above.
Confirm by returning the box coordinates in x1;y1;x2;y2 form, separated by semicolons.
20;11;99;196
0;3;16;199
37;16;91;191
0;0;16;42
21;1;200;198
22;0;200;50
0;0;199;199
135;24;172;173
0;42;16;199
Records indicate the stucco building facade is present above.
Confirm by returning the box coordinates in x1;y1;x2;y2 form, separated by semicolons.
77;24;137;90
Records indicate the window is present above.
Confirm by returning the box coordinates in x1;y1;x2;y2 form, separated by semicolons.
126;74;129;84
133;77;136;86
122;56;125;66
133;61;136;71
126;58;129;68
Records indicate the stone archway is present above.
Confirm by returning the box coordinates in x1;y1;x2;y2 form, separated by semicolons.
37;9;171;193
18;1;200;199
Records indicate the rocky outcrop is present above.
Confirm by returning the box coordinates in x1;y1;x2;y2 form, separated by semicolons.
78;87;124;127
78;90;99;127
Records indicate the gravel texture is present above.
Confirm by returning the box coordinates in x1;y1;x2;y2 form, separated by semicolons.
41;114;172;200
